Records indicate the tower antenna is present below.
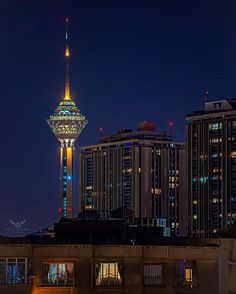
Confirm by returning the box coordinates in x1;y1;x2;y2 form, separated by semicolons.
205;90;209;102
64;17;71;100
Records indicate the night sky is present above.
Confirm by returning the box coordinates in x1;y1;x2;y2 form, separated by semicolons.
1;0;236;235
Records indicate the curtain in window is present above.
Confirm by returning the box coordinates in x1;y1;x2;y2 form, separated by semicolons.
96;262;122;287
42;263;74;286
176;260;195;288
0;258;26;284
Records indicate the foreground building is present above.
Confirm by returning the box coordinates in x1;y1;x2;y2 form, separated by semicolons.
80;121;187;236
187;99;236;237
0;235;232;294
47;21;87;218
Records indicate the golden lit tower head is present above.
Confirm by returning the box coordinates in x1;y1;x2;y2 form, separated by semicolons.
47;18;88;145
47;18;88;218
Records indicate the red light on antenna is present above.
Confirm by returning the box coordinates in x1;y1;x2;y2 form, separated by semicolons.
65;17;69;23
169;121;173;127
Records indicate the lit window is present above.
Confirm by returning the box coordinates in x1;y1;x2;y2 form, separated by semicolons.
156;149;161;155
200;176;208;184
42;263;74;286
151;188;161;195
211;138;219;143
0;258;27;284
210;123;222;130
95;262;122;287
143;264;163;286
176;260;196;288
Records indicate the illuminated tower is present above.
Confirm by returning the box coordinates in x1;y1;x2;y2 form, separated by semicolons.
47;19;87;218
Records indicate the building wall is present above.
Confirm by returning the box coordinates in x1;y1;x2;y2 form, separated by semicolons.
0;242;231;294
80;139;186;236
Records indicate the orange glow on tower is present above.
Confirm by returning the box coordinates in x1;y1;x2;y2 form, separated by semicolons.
47;20;88;218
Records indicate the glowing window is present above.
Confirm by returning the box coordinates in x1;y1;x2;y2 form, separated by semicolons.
143;264;163;286
42;262;74;286
95;262;122;287
176;260;196;288
0;258;27;284
210;123;222;130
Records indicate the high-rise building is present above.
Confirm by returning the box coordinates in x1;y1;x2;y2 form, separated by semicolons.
47;20;87;218
80;121;187;236
187;99;236;237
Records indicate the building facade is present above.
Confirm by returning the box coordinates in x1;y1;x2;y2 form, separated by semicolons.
80;122;187;236
187;99;236;237
0;238;232;294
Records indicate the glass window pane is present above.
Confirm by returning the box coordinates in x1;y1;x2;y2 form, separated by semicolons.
95;262;122;287
0;263;6;284
143;264;163;286
42;263;74;286
7;263;25;284
176;260;195;288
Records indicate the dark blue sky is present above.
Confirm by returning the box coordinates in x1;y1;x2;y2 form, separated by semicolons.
1;0;236;234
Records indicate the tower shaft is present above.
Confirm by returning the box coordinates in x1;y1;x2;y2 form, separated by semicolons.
59;143;73;217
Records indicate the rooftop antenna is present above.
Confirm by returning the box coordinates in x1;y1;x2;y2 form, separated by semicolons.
205;90;209;102
168;121;173;137
99;127;103;137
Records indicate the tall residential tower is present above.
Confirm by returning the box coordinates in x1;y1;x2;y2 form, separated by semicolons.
187;99;236;237
48;20;87;218
80;122;187;236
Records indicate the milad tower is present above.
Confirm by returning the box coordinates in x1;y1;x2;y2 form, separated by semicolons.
47;19;87;218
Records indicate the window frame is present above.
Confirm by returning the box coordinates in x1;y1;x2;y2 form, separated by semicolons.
175;259;197;288
0;257;27;285
142;263;164;287
94;261;123;288
41;261;75;287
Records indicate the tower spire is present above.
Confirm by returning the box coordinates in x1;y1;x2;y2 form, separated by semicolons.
64;17;71;101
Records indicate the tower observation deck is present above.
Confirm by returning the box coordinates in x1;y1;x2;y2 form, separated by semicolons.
47;19;88;218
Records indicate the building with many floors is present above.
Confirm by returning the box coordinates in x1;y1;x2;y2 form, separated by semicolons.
187;99;236;237
80;121;187;236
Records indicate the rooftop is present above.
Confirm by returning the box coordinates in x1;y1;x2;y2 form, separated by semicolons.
186;98;236;119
